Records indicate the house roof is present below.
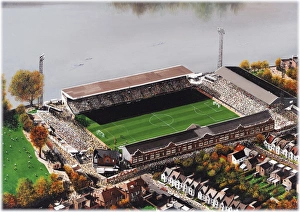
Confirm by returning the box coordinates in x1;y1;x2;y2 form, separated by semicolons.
94;149;119;159
183;177;193;186
234;143;245;152
206;188;218;198
177;174;187;183
247;157;259;165
162;167;174;177
62;65;193;99
100;187;124;202
233;150;246;160
169;170;180;180
260;161;272;169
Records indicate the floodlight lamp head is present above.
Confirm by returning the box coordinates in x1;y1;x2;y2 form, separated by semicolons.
217;27;225;34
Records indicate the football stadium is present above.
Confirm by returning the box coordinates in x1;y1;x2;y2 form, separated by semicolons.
36;65;297;168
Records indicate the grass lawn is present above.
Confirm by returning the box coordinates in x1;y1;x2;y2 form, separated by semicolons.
141;205;156;210
86;99;238;149
2;125;49;195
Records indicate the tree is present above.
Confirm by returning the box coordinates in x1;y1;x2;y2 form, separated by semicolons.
34;176;50;201
239;60;250;71
207;169;216;177
23;118;34;132
8;70;44;106
16;104;26;114
211;151;219;161
261;60;269;69
19;113;30;123
286;67;297;80
30;125;48;157
256;133;265;144
2;192;17;209
250;61;258;71
275;58;281;68
261;68;273;82
49;173;64;197
16;178;35;208
2;74;12;111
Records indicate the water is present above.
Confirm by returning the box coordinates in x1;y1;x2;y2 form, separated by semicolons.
2;2;298;108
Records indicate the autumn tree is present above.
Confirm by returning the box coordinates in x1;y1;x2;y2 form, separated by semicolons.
211;151;219;162
16;104;26;114
286;67;297;80
261;60;269;69
261;68;273;82
49;173;65;198
23;118;34;132
2;192;17;209
30;125;48;157
2;74;12;111
239;60;250;71
34;176;50;202
275;58;282;69
8;70;44;106
16;178;35;208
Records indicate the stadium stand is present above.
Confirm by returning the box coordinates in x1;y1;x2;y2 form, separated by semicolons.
62;66;193;114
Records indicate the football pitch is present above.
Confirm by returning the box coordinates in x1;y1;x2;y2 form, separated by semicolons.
85;99;239;149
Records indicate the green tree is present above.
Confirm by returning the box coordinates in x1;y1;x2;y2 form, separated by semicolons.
239;60;250;71
2;74;12;111
8;70;44;106
207;169;216;177
30;125;48;157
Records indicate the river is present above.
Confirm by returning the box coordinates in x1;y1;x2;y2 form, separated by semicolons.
2;2;298;108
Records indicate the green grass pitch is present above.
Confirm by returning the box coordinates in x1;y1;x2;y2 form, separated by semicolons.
85;99;239;149
2;125;49;194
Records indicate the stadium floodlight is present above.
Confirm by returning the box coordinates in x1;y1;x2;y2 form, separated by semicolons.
217;27;225;69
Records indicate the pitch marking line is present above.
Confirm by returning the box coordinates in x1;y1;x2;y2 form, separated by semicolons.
151;113;178;132
112;123;136;142
204;102;223;112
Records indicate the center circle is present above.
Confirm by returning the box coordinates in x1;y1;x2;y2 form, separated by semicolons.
149;114;174;127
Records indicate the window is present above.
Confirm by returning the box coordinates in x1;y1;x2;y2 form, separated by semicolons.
133;158;137;163
150;154;154;159
199;142;203;146
171;148;176;154
138;156;143;162
166;150;171;155
182;146;187;151
188;145;192;150
209;140;213;144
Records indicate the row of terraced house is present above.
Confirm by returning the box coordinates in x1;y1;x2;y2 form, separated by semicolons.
161;167;261;210
264;133;298;162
